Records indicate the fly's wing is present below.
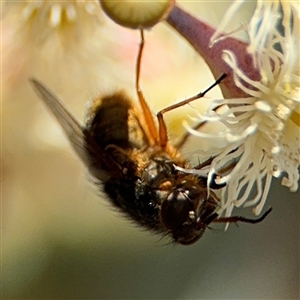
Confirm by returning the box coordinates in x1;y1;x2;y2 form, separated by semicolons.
30;78;88;162
30;78;120;182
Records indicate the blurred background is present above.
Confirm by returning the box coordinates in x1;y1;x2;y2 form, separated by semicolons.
2;1;299;299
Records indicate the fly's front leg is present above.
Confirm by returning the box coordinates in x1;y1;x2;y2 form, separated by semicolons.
157;74;227;149
213;207;272;224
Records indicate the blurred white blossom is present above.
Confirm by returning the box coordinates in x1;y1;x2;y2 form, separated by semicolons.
2;0;124;94
3;0;103;45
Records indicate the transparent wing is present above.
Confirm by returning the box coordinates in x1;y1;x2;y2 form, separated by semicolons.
31;78;130;183
30;78;89;167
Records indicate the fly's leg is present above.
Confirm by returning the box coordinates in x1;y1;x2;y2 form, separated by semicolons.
157;73;227;149
213;207;272;224
135;29;226;149
135;29;159;145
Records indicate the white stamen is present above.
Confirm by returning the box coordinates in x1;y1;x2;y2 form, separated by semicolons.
49;4;62;28
66;4;77;22
271;146;281;154
209;0;246;46
22;2;41;20
255;101;272;112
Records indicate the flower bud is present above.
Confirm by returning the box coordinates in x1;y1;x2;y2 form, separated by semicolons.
100;0;174;29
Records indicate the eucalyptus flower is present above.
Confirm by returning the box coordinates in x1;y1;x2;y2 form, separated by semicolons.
168;1;300;218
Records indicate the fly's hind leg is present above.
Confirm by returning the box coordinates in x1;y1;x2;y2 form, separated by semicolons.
135;29;159;145
135;29;226;150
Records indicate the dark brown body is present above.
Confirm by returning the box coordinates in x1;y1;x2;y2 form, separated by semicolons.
84;92;220;244
30;78;222;245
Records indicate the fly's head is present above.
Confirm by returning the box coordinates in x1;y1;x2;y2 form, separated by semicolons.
160;178;219;245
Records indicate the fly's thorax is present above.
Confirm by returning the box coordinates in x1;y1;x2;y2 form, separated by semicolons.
85;91;147;150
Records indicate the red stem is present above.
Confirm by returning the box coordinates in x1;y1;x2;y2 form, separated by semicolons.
166;5;261;99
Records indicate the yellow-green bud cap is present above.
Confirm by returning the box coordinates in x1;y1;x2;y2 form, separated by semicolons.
100;1;175;29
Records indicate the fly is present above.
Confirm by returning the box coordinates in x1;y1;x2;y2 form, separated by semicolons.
30;29;271;245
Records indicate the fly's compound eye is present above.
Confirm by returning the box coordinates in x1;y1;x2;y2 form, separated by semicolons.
161;182;203;230
161;190;192;230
